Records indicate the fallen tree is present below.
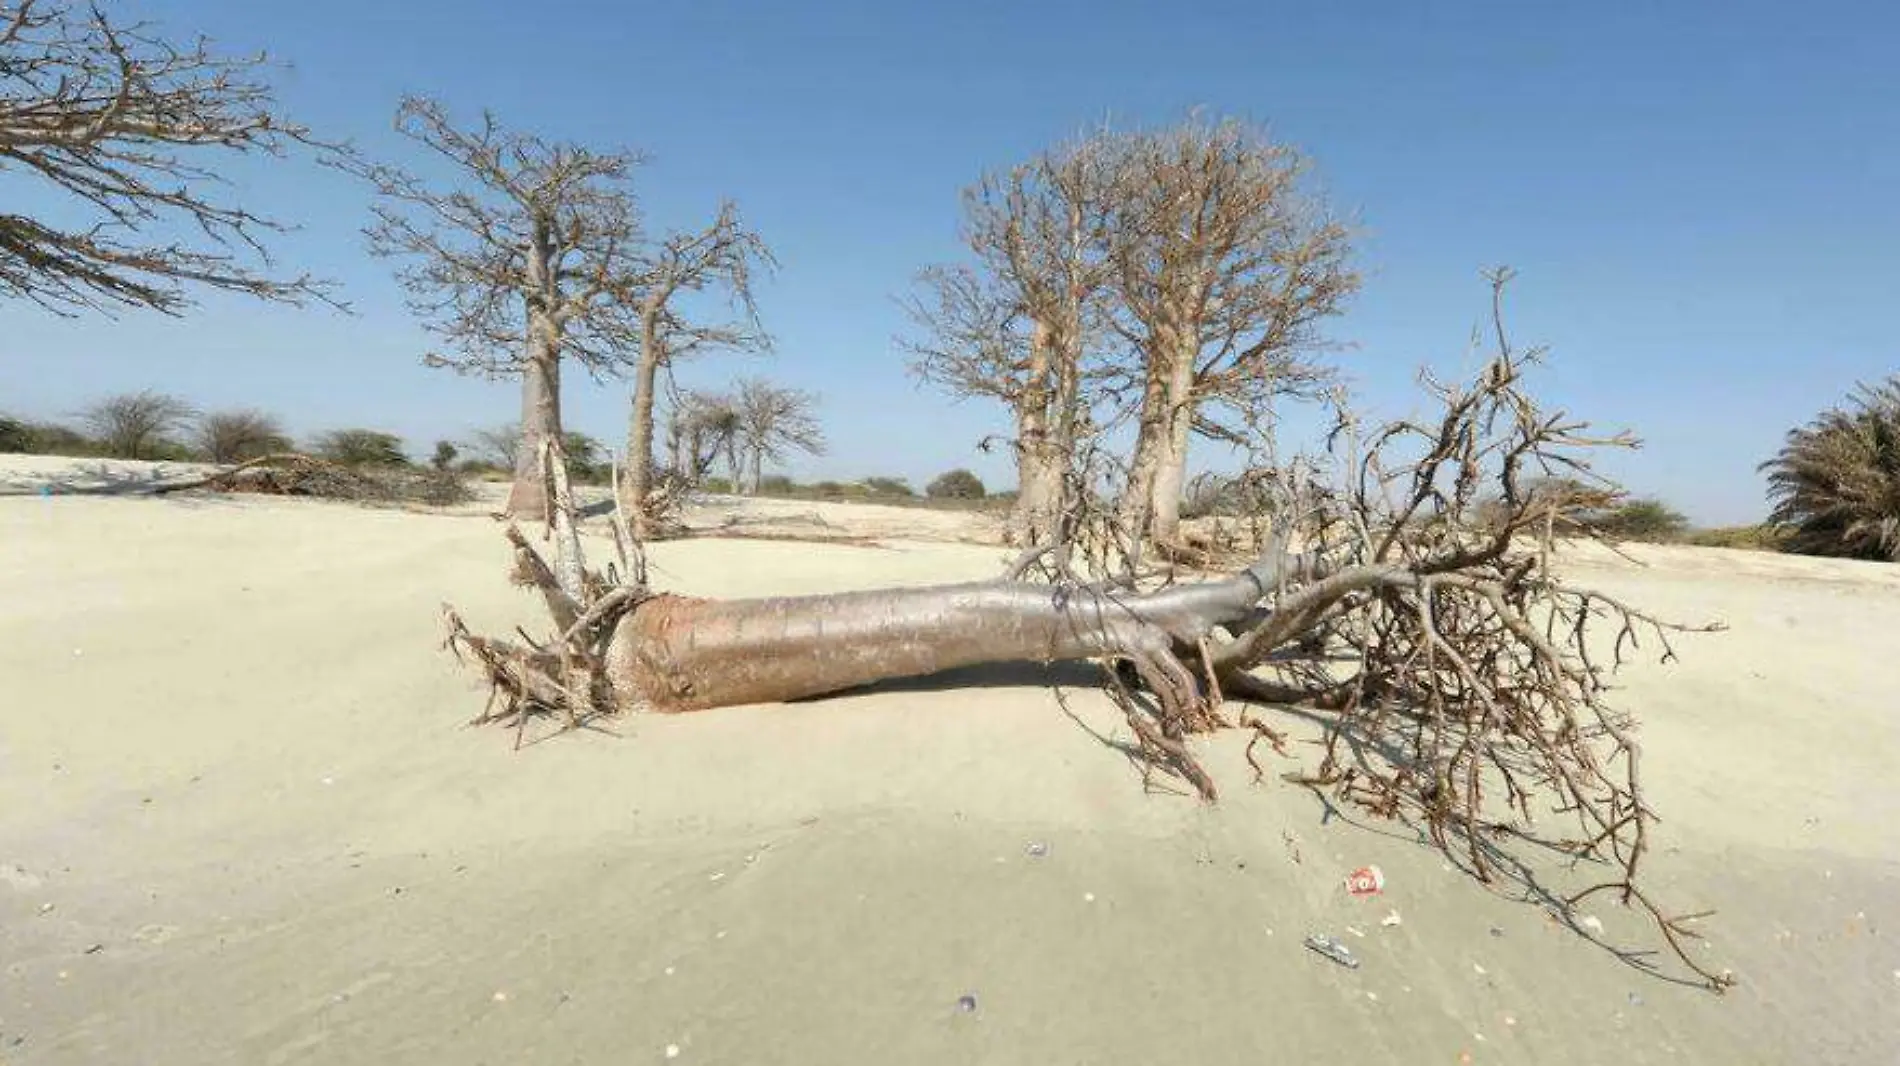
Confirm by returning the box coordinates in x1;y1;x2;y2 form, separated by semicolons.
444;271;1732;991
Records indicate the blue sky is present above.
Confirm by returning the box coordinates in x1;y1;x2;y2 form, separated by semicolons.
3;0;1894;523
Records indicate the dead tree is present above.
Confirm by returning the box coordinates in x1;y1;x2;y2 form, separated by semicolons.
445;272;1730;991
345;97;644;518
79;389;195;459
620;203;773;535
1;0;335;314
907;138;1116;547
734;378;825;494
1103;115;1357;547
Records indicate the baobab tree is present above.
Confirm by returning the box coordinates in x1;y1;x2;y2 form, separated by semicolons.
1;0;334;314
664;389;742;490
734;378;824;494
620;203;773;533
347;97;644;517
1104;116;1357;546
907;137;1117;546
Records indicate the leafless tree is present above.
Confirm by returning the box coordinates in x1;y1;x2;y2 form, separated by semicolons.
468;423;522;470
620;203;773;533
445;271;1731;993
80;389;195;458
197;409;290;463
344;97;645;517
664;389;741;490
907;136;1117;546
1103;115;1357;547
733;378;824;493
1;0;336;315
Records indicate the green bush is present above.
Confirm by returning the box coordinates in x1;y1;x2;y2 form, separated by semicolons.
1684;524;1791;552
926;469;986;500
313;429;409;467
1588;498;1689;542
757;474;796;495
863;476;914;498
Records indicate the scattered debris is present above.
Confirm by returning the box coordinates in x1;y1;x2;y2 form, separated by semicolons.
1344;865;1385;896
1345;925;1367;938
82;943;103;955
1025;842;1049;858
1083;892;1096;904
37;902;53;915
492;991;508;1002
665;1043;681;1059
1381;910;1404;928
956;994;978;1013
1281;830;1305;865
1488;926;1504;938
1628;992;1644;1007
1579;915;1605;937
708;872;724;883
1473;962;1488;976
1304;934;1361;969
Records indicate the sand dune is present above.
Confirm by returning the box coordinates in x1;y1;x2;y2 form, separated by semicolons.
2;465;1895;1064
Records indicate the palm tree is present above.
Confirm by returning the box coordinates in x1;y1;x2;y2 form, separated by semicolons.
1762;376;1900;561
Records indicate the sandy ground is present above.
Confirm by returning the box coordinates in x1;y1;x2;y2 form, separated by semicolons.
1;458;1896;1065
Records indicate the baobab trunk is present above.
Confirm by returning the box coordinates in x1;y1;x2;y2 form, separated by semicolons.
1011;320;1063;546
505;346;562;517
1147;344;1200;546
622;309;664;534
603;557;1282;712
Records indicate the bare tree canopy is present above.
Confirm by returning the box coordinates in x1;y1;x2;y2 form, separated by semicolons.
342;96;646;516
733;377;824;494
906;135;1117;547
80;388;195;458
0;0;335;315
620;202;774;533
197;409;290;463
1103;115;1358;545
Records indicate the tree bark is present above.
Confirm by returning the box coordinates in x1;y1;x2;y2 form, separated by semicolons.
505;342;562;517
1147;340;1200;545
1010;319;1064;546
602;556;1282;712
623;307;664;534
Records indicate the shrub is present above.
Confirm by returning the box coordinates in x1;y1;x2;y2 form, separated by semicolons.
1762;376;1900;561
1684;524;1789;552
199;410;292;463
811;480;848;497
80;390;196;460
757;474;796;495
926;468;985;500
313;429;409;467
432;440;459;470
863;476;914;498
1588;498;1689;542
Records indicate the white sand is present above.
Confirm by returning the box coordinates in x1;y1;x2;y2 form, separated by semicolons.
1;460;1895;1064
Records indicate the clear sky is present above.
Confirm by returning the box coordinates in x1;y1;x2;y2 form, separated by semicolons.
4;0;1894;523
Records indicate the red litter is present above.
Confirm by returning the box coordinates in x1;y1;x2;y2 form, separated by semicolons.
1344;865;1386;896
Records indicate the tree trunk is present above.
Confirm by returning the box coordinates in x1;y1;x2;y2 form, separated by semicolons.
1010;319;1063;547
747;447;763;495
1148;345;1200;545
623;308;664;535
505;340;562;517
603;556;1281;713
1118;340;1174;540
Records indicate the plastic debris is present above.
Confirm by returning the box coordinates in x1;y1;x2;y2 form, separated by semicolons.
1345;925;1367;938
665;1044;681;1059
1025;841;1049;858
1473;962;1488;975
1304;934;1361;969
1083;892;1096;903
1344;865;1386;896
1578;915;1604;936
1381;910;1403;928
956;994;978;1013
